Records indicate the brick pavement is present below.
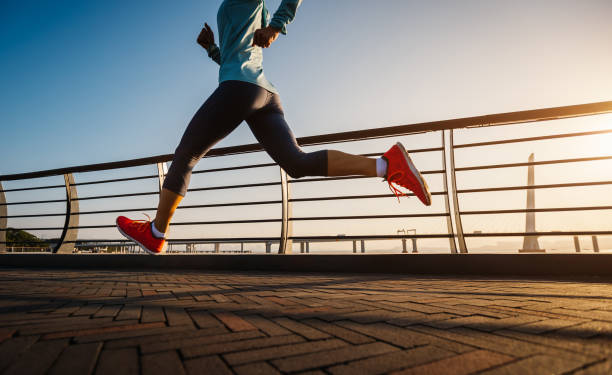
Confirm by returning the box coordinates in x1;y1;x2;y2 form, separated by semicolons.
1;268;612;374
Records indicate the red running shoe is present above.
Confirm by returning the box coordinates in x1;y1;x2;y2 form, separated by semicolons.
383;142;432;205
116;215;166;255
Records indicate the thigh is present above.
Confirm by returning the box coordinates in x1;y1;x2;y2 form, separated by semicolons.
174;81;266;159
246;105;304;166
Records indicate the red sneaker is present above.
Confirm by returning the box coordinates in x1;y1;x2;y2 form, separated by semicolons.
116;215;166;255
382;142;432;205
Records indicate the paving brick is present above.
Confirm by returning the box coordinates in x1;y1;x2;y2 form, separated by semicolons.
95;348;139;375
93;304;122;318
105;325;226;349
242;314;292;336
164;307;194;326
213;311;257;331
49;342;102;375
574;360;612;375
73;303;103;316
116;305;141;321
302;318;374;344
225;338;347;365
273;317;330;339
0;335;40;372
184;355;233;375
271;342;398;373
141;305;165;323
181;333;304;358
390;349;513;375
43;321;165;340
510;318;585;334
142;350;185;375
329;345;455;375
142;329;264;354
478;354;584;375
188;310;223;328
3;339;68;375
234;361;281;375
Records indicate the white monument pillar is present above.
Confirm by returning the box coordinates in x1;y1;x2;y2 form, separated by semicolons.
519;153;545;253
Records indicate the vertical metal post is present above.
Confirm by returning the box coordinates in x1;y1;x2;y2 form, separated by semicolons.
360;240;365;253
574;236;581;253
412;238;418;253
306;242;310;253
0;181;6;253
300;242;304;253
157;162;168;193
214;243;220;253
279;169;293;254
54;173;79;254
441;131;458;253
449;130;468;253
402;238;407;253
592;236;600;253
353;240;357;253
266;242;271;253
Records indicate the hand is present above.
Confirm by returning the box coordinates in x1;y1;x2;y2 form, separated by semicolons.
197;23;215;50
252;26;280;48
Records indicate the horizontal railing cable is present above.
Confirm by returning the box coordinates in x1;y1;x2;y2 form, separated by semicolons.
0;184;65;193
460;205;612;215
289;191;446;203
453;128;612;148
457;181;612;194
71;174;158;186
463;231;612;237
290;170;445;184
455;156;612;172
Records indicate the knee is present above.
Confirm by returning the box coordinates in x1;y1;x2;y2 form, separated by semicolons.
282;160;307;179
281;151;327;179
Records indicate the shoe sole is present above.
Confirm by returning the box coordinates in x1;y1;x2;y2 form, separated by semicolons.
396;142;432;206
116;219;165;255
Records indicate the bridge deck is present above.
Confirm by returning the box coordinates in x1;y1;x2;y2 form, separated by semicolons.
0;267;611;374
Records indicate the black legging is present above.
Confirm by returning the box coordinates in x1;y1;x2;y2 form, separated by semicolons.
163;80;328;196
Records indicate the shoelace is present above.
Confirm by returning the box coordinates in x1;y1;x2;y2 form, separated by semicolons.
127;213;152;233
387;172;409;202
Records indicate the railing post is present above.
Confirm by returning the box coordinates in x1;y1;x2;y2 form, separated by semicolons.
278;168;293;254
402;238;407;253
0;181;6;253
412;238;418;253
592;236;600;253
449;130;468;253
442;131;458;253
360;240;365;253
157;162;168;193
53;173;79;254
574;236;581;252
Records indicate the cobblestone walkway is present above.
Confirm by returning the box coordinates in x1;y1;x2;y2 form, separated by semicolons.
1;268;612;374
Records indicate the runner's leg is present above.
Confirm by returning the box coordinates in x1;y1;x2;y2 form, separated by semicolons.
246;93;376;178
155;81;266;232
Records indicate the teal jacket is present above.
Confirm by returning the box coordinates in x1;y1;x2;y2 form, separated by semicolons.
206;0;302;94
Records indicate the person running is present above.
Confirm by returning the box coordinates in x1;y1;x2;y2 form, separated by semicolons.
116;0;432;255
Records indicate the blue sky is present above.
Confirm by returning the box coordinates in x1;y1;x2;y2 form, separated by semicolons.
1;0;611;253
1;0;611;175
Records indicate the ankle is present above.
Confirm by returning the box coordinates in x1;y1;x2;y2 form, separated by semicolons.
376;157;388;178
151;220;166;239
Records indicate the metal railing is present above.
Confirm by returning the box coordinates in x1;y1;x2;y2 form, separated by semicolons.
1;101;611;254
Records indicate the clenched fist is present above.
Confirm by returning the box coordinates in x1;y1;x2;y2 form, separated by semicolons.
197;23;215;50
252;26;280;48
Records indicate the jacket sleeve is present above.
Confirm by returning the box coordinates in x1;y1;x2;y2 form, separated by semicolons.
206;44;221;65
269;0;302;35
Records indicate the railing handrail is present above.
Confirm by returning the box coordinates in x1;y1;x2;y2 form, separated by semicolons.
2;100;611;182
